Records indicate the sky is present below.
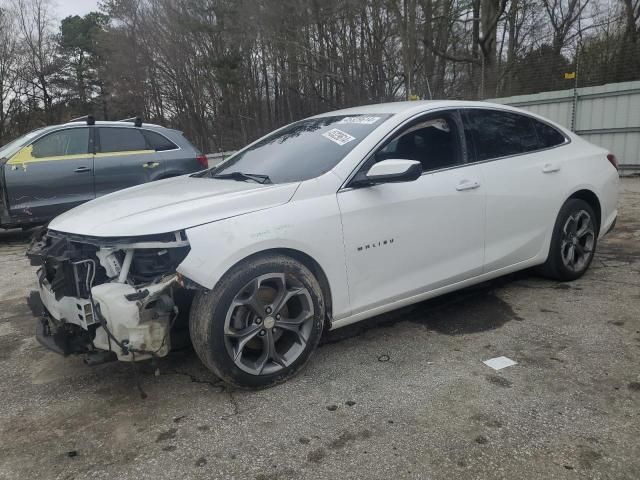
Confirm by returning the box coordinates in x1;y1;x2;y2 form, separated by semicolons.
55;0;102;19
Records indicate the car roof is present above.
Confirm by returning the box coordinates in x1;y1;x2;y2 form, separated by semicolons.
312;99;525;117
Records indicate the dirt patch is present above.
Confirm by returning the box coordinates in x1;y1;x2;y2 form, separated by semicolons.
578;446;603;469
328;429;372;450
307;447;327;463
0;334;22;361
485;374;513;388
156;428;177;442
628;382;640;392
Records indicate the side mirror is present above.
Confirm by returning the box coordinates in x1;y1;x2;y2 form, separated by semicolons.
352;159;422;187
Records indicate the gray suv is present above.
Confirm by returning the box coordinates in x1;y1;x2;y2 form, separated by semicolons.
0;119;207;229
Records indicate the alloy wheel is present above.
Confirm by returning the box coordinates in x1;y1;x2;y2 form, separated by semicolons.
223;273;314;375
560;209;595;272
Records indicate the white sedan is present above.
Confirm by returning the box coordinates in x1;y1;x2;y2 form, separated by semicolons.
28;100;619;388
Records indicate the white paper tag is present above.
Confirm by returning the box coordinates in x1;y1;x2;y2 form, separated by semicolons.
338;116;381;125
322;128;356;146
483;356;517;370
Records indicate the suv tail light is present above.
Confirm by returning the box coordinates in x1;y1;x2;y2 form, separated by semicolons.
607;154;618;170
196;154;208;169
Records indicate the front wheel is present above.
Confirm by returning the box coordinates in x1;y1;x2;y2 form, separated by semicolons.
189;254;325;388
539;198;598;281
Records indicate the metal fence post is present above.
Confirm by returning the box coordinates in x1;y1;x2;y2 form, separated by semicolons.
571;47;580;133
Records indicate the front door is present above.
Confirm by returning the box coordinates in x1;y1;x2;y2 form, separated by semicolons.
4;127;94;223
337;111;486;316
94;126;160;197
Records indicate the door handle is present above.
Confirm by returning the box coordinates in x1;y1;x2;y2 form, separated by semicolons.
74;167;92;173
143;162;160;169
542;163;561;173
456;180;481;191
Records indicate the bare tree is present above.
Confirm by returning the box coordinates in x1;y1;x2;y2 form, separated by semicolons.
0;6;21;142
542;0;591;55
622;0;640;43
0;0;636;149
13;0;60;123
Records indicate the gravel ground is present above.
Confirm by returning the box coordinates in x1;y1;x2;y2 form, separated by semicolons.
0;178;638;480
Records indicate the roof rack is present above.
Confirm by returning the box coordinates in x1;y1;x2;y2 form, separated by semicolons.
118;116;143;127
68;115;95;125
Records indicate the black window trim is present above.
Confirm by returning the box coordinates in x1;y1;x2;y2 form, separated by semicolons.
340;107;473;191
94;126;181;154
460;106;571;165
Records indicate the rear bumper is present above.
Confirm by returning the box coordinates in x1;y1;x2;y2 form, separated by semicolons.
600;210;617;238
605;216;616;236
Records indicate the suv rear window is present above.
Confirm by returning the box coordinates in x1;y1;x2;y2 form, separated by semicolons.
98;128;147;153
143;130;178;151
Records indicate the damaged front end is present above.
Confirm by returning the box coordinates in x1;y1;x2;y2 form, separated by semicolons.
27;229;194;365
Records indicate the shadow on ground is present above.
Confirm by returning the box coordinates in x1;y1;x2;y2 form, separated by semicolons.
323;272;529;345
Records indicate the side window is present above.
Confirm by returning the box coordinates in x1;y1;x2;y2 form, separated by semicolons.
31;128;89;158
464;109;539;161
372;114;462;172
533;120;566;148
98;128;147;153
143;130;178;151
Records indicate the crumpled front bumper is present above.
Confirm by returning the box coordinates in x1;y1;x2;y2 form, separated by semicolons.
35;270;177;362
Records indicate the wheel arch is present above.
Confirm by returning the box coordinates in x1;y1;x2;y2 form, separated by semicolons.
567;188;602;233
216;247;334;327
540;187;604;264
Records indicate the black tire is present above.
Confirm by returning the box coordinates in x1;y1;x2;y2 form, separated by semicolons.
538;198;598;281
189;254;325;388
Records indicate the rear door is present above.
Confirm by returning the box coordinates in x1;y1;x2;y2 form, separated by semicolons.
3;127;94;222
141;129;185;176
462;108;569;272
94;126;159;197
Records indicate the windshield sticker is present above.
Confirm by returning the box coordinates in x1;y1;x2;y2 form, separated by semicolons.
338;116;381;125
322;128;356;146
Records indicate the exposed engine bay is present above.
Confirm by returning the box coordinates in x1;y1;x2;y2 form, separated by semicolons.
27;229;195;365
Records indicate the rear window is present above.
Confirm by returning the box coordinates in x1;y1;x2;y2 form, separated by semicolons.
464;109;539;161
207;114;392;183
534;121;566;148
143;130;178;151
99;128;147;153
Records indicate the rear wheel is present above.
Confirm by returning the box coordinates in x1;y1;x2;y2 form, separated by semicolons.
189;254;325;388
539;199;598;281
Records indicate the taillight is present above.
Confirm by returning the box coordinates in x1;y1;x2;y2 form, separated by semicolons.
607;154;618;170
196;154;208;169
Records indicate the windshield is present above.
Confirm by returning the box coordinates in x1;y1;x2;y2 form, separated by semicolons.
206;114;392;183
0;127;54;160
